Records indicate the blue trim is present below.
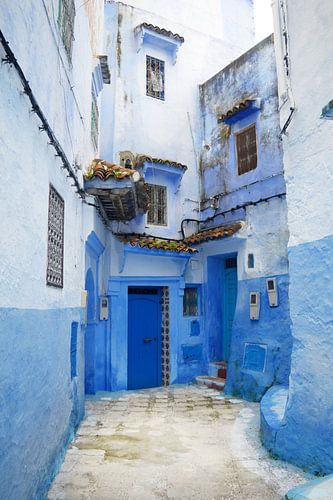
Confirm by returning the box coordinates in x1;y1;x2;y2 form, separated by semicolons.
223;99;261;125
135;25;184;64
85;231;105;259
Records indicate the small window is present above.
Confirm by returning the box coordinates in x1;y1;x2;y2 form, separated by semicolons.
183;287;199;316
146;55;165;100
235;124;257;175
91;84;99;150
58;0;76;62
147;184;167;226
47;185;64;288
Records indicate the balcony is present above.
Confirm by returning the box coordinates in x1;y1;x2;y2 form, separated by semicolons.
84;159;149;221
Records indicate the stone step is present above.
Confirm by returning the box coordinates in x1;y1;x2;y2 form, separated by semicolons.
208;361;227;379
195;375;226;391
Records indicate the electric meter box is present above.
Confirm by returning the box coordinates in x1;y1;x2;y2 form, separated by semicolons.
250;292;260;320
100;296;109;321
266;278;278;307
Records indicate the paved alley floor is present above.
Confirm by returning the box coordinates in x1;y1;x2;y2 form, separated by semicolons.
48;385;309;500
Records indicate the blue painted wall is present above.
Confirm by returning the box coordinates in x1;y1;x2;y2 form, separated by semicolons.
225;274;292;401
198;35;291;400
0;307;85;500
269;236;333;473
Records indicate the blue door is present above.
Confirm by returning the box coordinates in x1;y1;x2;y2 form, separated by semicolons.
223;257;238;361
128;287;162;390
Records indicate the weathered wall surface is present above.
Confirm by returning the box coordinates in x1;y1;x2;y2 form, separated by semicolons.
101;0;255;240
0;1;108;497
199;35;290;400
268;0;333;473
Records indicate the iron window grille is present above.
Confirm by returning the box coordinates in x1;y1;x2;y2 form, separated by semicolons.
183;287;199;316
235;124;257;175
47;185;64;288
146;55;165;100
58;0;76;62
91;85;99;150
147;184;167;226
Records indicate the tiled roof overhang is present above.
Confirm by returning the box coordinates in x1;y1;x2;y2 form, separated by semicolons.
136;155;188;171
184;223;242;244
136;23;184;43
218;98;261;125
116;234;197;254
84;159;138;181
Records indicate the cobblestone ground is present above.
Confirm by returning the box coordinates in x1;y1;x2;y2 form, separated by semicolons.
48;385;308;500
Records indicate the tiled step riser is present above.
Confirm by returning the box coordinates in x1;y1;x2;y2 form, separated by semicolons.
218;368;227;379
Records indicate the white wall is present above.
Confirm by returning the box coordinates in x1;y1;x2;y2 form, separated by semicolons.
0;0;107;309
272;0;333;248
101;0;255;239
110;0;254;45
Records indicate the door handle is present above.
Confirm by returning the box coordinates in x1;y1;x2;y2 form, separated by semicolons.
143;337;156;343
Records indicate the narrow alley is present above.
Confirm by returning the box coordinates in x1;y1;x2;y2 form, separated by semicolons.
48;385;307;499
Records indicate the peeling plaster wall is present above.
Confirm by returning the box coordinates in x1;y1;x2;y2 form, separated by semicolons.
198;35;291;400
268;0;333;474
0;1;108;498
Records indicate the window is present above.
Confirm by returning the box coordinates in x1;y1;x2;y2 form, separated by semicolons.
91;84;99;150
58;0;76;62
183;287;199;316
47;185;64;288
147;184;167;225
235;124;257;175
146;55;165;100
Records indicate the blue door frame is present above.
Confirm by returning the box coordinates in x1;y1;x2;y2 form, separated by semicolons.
128;287;162;390
222;256;238;361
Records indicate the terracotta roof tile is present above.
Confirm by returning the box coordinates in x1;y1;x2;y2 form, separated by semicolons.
138;23;184;43
136;154;187;171
116;234;197;254
218;99;254;123
184;223;242;244
84;159;136;181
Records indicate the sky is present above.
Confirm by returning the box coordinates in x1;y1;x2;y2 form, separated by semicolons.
254;0;274;42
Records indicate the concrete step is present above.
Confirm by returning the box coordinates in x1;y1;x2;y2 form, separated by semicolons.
195;375;226;391
208;361;227;379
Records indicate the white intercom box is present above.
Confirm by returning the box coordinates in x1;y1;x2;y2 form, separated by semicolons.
266;278;278;307
100;296;109;321
250;292;260;320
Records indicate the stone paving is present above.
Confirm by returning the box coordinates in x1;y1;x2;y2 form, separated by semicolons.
48;385;309;499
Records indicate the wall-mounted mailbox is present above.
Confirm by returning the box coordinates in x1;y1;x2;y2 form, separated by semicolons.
100;296;109;320
250;292;260;320
266;278;278;307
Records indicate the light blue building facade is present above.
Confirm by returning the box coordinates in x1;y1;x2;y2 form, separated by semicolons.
198;35;291;401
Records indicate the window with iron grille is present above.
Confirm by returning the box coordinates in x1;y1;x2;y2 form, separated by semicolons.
146;55;165;100
47;185;64;288
183;287;199;316
58;0;76;62
91;85;99;150
147;184;167;225
235;124;257;175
